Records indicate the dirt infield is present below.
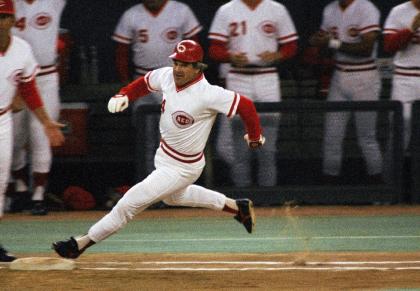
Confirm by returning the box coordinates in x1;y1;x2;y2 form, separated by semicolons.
2;206;420;290
2;252;420;290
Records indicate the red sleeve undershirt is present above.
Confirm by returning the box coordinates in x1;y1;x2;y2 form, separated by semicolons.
118;76;151;101
236;95;261;140
208;39;298;63
18;79;44;110
383;29;413;54
115;42;130;83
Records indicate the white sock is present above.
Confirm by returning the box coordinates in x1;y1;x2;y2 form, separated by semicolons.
224;198;238;211
76;235;92;250
15;179;28;192
32;186;45;201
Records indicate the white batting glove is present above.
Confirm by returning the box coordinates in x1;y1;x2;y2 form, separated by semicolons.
244;134;266;149
108;94;129;113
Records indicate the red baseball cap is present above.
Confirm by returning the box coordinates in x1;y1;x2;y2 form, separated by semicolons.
169;40;204;63
0;0;14;15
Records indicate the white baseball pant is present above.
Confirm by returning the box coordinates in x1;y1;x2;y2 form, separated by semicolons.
88;147;227;242
0;112;13;218
216;71;280;187
391;74;420;149
323;69;383;176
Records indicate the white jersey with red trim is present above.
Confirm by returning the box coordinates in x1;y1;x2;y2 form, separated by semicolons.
321;0;380;67
208;0;298;67
12;0;66;71
144;67;239;160
0;36;39;109
383;1;420;70
113;1;202;74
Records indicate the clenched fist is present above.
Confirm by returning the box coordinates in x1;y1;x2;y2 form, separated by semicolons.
108;94;129;113
244;134;266;149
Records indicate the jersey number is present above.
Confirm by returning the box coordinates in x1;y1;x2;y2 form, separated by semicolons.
229;21;247;37
15;17;26;31
137;29;149;43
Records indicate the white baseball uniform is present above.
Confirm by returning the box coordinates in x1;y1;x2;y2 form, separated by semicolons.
209;0;298;186
11;0;66;177
321;0;383;176
384;1;420;149
0;36;39;217
112;1;202;177
113;0;202;78
87;67;241;242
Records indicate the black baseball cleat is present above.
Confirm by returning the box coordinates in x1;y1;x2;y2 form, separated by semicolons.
0;245;16;262
52;237;82;259
234;199;255;234
31;201;48;216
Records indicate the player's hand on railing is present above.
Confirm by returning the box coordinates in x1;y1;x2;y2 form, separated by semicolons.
244;134;266;149
108;94;129;113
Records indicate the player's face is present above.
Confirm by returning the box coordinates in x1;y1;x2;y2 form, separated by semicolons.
172;60;200;87
0;14;15;35
143;0;166;11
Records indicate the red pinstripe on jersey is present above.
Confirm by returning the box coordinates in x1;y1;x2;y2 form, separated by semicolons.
160;138;204;163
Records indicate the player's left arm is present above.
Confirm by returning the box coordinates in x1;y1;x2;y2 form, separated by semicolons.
236;95;265;149
335;31;379;58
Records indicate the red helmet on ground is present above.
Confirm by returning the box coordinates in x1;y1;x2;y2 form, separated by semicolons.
0;0;15;15
169;40;204;63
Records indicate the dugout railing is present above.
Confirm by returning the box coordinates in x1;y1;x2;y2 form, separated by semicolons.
410;101;420;203
134;100;404;206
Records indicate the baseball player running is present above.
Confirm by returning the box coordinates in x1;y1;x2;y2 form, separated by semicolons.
52;40;265;259
113;0;202;180
383;0;420;150
310;0;383;181
0;0;64;261
10;0;66;215
208;0;298;187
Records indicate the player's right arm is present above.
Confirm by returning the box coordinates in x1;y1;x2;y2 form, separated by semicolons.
383;9;420;54
108;68;165;113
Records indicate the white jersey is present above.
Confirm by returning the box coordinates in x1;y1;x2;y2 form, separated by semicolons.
144;67;240;161
0;36;39;109
12;0;66;73
208;0;298;69
113;1;202;75
321;0;380;70
383;1;420;72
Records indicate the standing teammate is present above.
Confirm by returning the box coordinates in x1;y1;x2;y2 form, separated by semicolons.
208;0;298;187
383;0;420;150
113;0;202;179
309;0;383;182
10;0;67;215
0;0;64;261
52;40;265;258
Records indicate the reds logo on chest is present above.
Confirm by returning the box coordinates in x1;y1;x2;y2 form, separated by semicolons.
258;21;277;37
30;12;52;30
171;111;194;128
161;28;179;43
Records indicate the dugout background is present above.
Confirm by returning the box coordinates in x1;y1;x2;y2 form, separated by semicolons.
50;0;418;207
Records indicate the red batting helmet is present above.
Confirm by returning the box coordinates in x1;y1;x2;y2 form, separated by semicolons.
0;0;14;15
169;40;204;63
